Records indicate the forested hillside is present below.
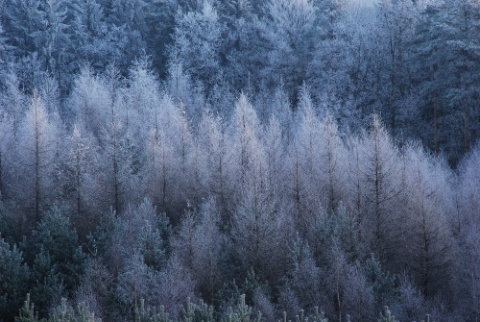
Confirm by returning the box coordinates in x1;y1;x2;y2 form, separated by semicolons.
1;0;480;321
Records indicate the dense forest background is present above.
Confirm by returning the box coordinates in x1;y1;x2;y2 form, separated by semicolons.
1;0;480;321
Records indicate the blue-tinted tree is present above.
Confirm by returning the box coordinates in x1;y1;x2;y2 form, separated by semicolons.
0;237;30;322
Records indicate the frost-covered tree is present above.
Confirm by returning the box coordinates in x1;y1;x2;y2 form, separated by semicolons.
15;92;60;222
70;0;111;70
197;108;230;217
145;94;192;216
401;144;453;296
2;0;41;58
346;116;402;257
410;0;480;163
0;108;14;202
63;124;101;232
171;1;222;92
34;0;72;80
262;0;317;102
108;199;168;275
227;94;265;196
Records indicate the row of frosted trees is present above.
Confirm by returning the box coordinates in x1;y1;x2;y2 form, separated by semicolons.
1;0;480;164
1;65;480;321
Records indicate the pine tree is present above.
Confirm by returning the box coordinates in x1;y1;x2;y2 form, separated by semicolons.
0;237;30;322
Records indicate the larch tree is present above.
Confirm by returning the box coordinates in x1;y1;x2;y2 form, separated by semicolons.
0;108;14;202
16;92;60;222
145;94;189;216
289;89;323;237
263;114;287;203
69;66;112;143
189;197;224;302
64;124;101;230
401;145;453;297
197;108;230;219
231;182;292;285
349;116;402;258
227;93;265;202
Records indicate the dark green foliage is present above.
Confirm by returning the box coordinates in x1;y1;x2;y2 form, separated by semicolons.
15;294;41;322
218;269;260;307
29;248;65;318
0;209;24;245
28;205;86;294
21;206;86;317
0;237;30;322
85;209;117;258
364;255;396;311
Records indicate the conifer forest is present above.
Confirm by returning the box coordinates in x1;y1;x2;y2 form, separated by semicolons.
2;0;480;321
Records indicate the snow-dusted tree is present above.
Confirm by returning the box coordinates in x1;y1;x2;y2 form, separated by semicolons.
290;92;346;229
116;251;158;318
171;0;222;92
409;0;480;162
197;108;230;217
373;0;418;133
189;198;224;301
70;0;113;71
74;258;113;320
346;116;402;256
69;66;112;142
0;72;28;134
155;255;197;318
390;274;426;322
105;0;147;71
288;90;333;235
2;0;41;58
262;0;317;102
263;114;287;202
125;60;161;141
0;109;14;201
96;72;127;214
145;94;192;216
15;92;60;222
63;124;101;231
401;144;453;297
227;94;265;202
173;197;225;302
325;241;375;322
166;61;201;120
231;186;291;284
90;67;145;214
34;0;72;81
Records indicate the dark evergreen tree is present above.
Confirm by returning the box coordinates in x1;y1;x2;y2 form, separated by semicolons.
0;237;30;322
